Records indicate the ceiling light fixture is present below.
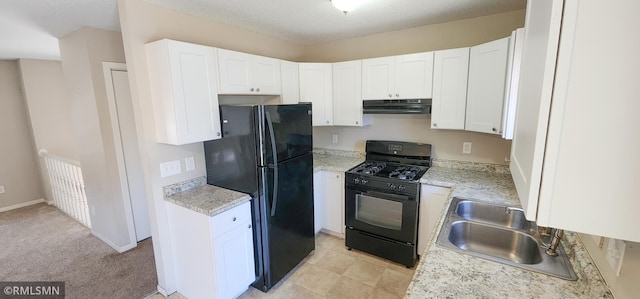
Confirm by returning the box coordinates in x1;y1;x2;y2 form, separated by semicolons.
331;0;366;15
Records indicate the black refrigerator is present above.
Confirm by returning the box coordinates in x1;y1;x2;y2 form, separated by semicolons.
203;103;314;292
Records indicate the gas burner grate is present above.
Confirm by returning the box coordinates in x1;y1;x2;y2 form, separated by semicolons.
352;161;386;175
388;166;421;181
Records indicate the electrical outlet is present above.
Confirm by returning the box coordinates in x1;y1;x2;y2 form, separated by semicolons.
0;185;4;194
332;134;339;144
462;142;472;154
185;156;195;171
606;239;626;276
160;160;182;178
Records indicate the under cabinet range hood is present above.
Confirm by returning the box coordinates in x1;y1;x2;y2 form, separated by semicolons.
362;99;431;114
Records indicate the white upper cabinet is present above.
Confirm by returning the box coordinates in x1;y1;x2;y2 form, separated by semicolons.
299;63;333;126
431;47;470;130
333;60;371;127
280;60;300;104
465;37;510;135
145;39;221;145
511;0;640;242
395;53;434;99
217;49;281;95
362;52;434;100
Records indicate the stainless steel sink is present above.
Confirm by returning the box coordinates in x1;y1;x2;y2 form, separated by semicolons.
436;197;577;280
455;200;532;231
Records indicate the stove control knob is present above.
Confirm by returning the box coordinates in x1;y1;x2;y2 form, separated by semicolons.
361;179;368;185
398;185;406;191
353;178;360;184
389;184;397;190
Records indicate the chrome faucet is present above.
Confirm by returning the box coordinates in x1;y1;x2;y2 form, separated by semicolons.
505;206;524;214
545;229;565;256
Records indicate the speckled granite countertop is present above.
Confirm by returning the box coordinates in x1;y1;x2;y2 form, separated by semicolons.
406;167;612;298
163;177;251;217
313;148;364;172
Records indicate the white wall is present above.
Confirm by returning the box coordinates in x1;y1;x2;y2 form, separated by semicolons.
0;60;44;209
18;59;77;204
58;27;136;251
580;235;640;299
314;114;512;163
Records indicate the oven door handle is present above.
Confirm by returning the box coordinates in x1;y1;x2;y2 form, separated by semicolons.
365;190;412;201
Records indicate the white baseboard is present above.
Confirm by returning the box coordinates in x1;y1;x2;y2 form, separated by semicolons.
157;285;169;297
91;230;137;253
0;198;45;213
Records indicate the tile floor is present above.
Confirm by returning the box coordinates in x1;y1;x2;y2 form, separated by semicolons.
146;233;416;299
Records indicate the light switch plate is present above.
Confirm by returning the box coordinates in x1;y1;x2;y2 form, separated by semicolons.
462;142;472;154
160;160;181;178
185;156;195;171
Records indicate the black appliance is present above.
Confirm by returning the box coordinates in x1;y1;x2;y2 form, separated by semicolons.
203;103;314;292
362;99;431;114
345;140;432;267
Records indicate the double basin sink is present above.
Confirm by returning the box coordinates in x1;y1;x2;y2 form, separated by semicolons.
436;197;577;280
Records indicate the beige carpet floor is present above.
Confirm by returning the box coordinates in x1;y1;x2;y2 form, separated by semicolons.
0;203;157;299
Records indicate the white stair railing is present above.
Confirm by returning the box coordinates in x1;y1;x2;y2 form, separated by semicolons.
38;149;91;228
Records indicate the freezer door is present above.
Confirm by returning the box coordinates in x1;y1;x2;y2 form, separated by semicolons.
258;104;312;166
256;152;314;290
204;105;259;196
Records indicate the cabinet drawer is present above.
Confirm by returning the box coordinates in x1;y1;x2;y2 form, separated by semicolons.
211;201;251;238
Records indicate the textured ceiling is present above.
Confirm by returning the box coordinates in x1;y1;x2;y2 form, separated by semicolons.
146;0;526;45
0;0;525;60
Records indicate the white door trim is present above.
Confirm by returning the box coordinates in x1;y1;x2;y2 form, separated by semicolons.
102;62;138;251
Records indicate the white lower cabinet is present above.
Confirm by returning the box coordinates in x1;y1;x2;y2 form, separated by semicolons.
418;185;451;255
167;201;255;299
313;170;345;236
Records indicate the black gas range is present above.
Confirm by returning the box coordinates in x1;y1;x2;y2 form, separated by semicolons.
344;140;432;268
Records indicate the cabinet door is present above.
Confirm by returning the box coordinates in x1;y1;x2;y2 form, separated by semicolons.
252;55;281;95
213;221;255;299
313;171;324;234
299;63;333;126
362;56;395;100
465;37;510;135
510;0;563;221
501;28;525;140
146;39;222;145
418;185;450;255
432;47;470;130
281;60;300;104
218;49;252;94
333;60;365;126
536;1;640;242
395;52;434;99
319;171;344;235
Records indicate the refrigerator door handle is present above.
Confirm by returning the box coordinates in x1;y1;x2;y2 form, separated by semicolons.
265;111;279;217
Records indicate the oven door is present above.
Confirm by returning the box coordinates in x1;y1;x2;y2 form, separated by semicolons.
345;186;418;244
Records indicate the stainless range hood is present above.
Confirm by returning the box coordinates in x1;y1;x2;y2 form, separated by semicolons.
362;99;431;114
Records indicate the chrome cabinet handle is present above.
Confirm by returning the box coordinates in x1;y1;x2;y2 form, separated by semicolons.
232;217;237;222
433;123;438;127
326;120;329;124
355;121;359;125
396;93;399;97
492;127;498;132
216;132;221;137
248;224;252;229
256;88;260;92
388;94;392;98
250;88;254;92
